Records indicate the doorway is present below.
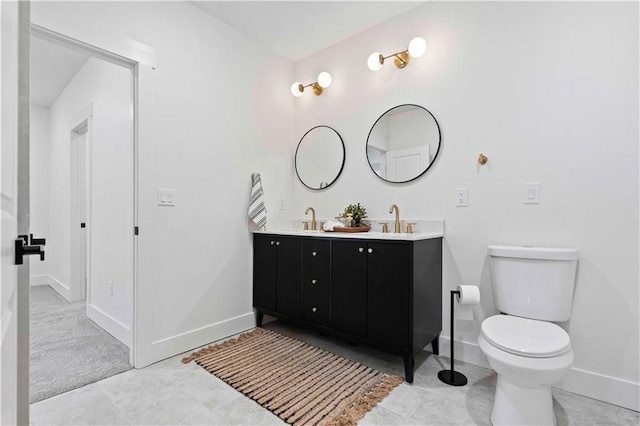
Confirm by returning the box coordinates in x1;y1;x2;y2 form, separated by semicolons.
28;26;136;403
70;120;88;302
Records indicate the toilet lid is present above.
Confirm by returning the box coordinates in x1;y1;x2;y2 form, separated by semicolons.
481;315;571;358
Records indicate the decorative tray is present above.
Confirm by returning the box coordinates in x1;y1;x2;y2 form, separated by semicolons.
326;225;371;233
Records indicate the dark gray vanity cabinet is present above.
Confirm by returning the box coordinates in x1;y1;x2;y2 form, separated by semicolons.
253;233;442;383
331;239;368;336
253;234;303;324
331;239;412;344
365;241;412;349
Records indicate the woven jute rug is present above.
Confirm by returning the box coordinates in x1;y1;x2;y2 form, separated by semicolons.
182;327;403;426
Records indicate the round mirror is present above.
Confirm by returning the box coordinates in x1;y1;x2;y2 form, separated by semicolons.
295;125;345;190
366;104;441;183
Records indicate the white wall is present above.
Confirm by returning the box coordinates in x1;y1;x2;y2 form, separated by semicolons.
29;105;49;281
32;1;294;365
31;0;638;411
46;56;133;345
291;2;639;410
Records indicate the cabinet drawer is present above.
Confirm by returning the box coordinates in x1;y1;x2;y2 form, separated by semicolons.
303;291;330;325
303;239;330;273
303;239;330;326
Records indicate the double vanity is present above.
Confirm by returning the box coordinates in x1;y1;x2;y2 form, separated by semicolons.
268;103;444;382
252;227;443;383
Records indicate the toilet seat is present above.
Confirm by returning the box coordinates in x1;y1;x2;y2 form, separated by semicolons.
481;315;570;358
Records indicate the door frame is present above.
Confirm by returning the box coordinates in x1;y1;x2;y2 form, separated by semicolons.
70;115;90;303
30;24;140;366
1;1;31;423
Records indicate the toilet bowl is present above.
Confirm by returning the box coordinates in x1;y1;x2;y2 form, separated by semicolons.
478;315;574;425
480;245;579;426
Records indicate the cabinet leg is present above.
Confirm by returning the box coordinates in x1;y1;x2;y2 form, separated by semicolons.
431;333;440;355
256;310;264;327
403;354;415;383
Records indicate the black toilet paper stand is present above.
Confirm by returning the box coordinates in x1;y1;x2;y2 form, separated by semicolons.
438;289;468;386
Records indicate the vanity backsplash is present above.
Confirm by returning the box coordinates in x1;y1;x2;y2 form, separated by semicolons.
288;218;444;235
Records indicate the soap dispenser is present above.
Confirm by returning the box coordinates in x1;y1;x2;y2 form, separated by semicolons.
346;213;354;227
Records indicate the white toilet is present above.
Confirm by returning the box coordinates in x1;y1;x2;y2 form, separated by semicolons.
478;245;579;426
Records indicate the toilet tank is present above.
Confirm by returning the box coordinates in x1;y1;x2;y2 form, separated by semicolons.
488;245;579;322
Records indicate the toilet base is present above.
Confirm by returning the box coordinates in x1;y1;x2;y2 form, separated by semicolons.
491;375;555;426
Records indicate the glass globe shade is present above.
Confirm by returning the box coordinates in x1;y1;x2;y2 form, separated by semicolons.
367;52;383;71
317;72;332;88
408;37;427;58
290;82;303;97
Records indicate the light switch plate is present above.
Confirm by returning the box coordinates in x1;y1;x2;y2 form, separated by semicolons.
158;188;175;206
524;183;540;204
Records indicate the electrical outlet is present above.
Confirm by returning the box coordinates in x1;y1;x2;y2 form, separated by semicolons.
456;188;468;207
108;280;114;296
279;197;285;210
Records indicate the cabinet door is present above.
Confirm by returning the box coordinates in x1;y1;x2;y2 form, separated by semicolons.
253;234;277;311
331;239;367;336
303;239;330;326
276;236;303;318
367;242;411;348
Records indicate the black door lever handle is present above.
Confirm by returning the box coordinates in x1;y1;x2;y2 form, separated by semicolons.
30;234;46;246
15;239;45;265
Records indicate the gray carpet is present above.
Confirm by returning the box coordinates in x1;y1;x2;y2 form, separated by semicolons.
30;285;132;403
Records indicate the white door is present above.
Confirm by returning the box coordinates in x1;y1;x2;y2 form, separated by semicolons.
71;122;88;302
385;144;430;182
1;1;30;423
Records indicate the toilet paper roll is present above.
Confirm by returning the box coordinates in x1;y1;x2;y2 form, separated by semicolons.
457;285;480;305
456;285;480;321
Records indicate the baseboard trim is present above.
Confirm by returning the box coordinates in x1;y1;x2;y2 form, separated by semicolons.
438;335;491;369
143;312;256;368
438;336;639;411
87;303;132;348
48;274;71;302
560;366;640;412
30;274;51;286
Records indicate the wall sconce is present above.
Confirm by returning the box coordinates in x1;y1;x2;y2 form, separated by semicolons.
291;72;332;97
367;37;426;71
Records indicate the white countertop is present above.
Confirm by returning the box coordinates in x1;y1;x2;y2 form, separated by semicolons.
253;229;443;241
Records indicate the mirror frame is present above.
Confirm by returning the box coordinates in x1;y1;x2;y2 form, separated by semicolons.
366;104;442;184
294;125;346;191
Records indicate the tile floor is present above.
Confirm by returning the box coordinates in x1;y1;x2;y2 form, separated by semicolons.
31;321;639;425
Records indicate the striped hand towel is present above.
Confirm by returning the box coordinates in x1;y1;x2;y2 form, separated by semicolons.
249;173;267;230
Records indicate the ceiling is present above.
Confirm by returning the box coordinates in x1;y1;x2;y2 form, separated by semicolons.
191;1;426;62
30;36;89;108
30;1;424;107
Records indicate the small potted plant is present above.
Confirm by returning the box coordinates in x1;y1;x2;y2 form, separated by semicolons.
343;203;368;228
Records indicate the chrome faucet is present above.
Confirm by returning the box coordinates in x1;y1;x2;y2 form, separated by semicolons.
305;207;317;231
389;204;401;233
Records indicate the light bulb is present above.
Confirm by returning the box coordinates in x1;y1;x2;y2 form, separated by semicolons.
290;82;303;97
408;37;426;58
317;72;332;88
367;52;383;71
